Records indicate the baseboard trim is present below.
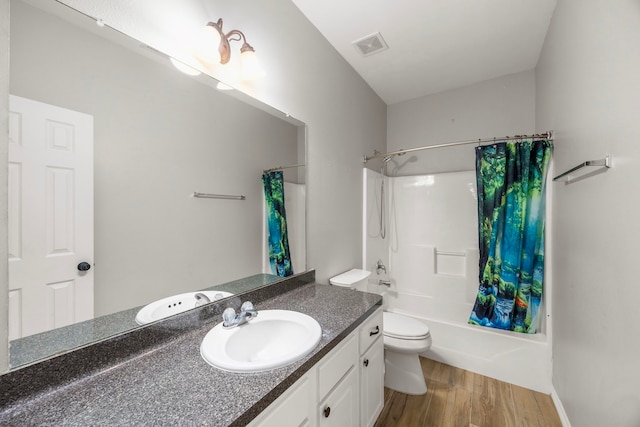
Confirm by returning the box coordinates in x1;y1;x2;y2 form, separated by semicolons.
551;386;571;427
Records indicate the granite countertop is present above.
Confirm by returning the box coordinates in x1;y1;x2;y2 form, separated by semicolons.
9;274;285;369
0;280;381;426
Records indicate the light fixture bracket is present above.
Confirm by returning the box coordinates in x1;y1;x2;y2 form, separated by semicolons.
206;18;255;65
206;19;230;64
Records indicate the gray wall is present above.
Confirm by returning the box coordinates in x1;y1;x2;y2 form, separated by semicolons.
387;70;535;175
536;0;640;426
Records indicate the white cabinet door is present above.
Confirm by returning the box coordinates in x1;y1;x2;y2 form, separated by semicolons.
8;95;94;339
249;371;316;427
318;334;357;399
360;337;384;427
319;367;359;427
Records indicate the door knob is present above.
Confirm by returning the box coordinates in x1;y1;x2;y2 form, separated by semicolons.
77;262;91;271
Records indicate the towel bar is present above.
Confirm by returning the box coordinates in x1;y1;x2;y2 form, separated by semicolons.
553;155;611;182
192;192;246;200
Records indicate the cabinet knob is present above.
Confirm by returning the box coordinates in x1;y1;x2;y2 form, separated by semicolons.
369;325;380;336
323;406;331;418
363;358;369;367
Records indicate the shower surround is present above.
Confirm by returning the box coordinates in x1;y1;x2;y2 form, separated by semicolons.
363;168;551;393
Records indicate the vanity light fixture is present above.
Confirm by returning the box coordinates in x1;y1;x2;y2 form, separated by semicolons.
216;81;234;91
169;57;202;76
197;18;265;80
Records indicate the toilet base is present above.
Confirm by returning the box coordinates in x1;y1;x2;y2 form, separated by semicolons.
384;350;427;395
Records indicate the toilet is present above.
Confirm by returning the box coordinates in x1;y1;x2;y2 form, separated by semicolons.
329;269;432;395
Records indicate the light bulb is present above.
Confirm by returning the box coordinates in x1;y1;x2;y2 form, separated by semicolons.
216;81;234;91
194;25;222;65
169;57;201;76
240;49;265;81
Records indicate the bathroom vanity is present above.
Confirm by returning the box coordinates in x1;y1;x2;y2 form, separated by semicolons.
0;271;383;426
249;305;384;427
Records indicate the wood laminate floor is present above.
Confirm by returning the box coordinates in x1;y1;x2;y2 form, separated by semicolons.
374;357;563;427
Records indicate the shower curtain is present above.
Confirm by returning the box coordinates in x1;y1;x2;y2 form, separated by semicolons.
262;171;293;277
469;139;552;333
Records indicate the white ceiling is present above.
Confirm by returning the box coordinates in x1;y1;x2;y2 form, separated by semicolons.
291;0;557;105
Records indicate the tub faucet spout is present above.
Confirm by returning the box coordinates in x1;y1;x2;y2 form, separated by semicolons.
379;279;392;287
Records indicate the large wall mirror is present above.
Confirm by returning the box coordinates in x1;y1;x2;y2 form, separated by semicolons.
7;0;306;369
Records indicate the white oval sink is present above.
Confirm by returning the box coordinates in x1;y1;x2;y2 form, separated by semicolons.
200;309;322;372
135;290;234;325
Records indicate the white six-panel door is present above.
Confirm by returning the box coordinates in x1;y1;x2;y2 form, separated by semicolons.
8;95;94;339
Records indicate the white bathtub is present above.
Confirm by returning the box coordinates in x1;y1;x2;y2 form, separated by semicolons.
363;169;552;393
380;287;552;393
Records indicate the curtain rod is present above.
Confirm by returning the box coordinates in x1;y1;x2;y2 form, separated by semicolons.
263;163;305;173
362;131;554;163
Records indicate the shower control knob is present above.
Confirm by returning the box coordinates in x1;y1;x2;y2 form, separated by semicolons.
77;262;91;271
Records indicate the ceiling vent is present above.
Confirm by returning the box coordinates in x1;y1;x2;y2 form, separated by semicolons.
352;32;388;57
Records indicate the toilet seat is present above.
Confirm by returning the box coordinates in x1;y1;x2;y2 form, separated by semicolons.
383;312;431;340
384;334;432;354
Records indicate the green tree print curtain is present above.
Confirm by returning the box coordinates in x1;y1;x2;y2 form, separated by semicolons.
262;171;293;277
469;140;552;333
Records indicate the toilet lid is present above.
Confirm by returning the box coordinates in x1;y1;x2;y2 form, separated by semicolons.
383;312;430;340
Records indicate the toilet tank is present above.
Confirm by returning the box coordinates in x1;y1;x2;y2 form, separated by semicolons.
329;269;371;290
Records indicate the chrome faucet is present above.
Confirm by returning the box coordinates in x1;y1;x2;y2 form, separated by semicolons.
194;292;211;307
378;279;392;287
222;301;258;328
376;259;387;275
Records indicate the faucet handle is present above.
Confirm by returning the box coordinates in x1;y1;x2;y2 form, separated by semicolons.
240;301;255;312
222;307;236;326
194;292;211;307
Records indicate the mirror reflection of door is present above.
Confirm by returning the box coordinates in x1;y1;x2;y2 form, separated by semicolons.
8;95;94;339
